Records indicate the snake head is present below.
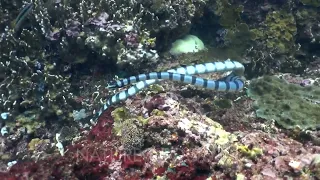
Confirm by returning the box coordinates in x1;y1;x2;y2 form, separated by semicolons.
107;81;118;89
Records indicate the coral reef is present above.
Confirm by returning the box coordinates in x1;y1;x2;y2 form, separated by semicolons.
0;0;209;137
0;0;212;129
1;0;320;179
1;91;320;179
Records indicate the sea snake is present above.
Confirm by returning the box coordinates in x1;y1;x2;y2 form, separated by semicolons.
96;60;245;116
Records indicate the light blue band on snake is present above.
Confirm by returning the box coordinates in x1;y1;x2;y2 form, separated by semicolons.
108;60;244;88
97;60;245;116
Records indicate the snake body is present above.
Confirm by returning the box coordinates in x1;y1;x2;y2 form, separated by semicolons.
97;60;245;116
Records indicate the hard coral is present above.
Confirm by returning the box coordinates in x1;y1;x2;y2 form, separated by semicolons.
121;118;145;153
111;107;146;153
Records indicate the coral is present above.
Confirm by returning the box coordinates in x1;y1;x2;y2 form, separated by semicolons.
0;108;145;179
304;60;320;79
1;1;320;179
247;76;320;130
211;0;244;28
295;6;320;68
88;108;115;141
28;138;41;151
120;118;145;153
224;23;256;56
14;111;44;134
0;0;210;132
123;31;140;48
1;89;320;179
204;1;305;75
59;126;78;143
237;132;320;179
310;154;320;177
111;107;130;123
144;95;167;115
116;42;159;70
111;108;146;152
251;10;297;54
72;109;87;121
169;35;205;56
121;155;145;169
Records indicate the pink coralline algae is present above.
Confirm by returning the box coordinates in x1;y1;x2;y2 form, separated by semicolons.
124;32;140;48
85;12;110;28
0;108;148;179
88;107;115;141
144;95;167;114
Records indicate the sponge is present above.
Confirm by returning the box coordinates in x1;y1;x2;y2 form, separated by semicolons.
169;35;205;56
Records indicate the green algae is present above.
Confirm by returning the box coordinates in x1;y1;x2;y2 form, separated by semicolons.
251;10;297;54
224;23;256;56
247;76;320;130
213;0;243;28
237;144;263;160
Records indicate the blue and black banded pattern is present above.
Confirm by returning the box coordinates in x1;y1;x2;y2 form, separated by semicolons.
96;60;245;116
108;60;244;89
109;72;243;92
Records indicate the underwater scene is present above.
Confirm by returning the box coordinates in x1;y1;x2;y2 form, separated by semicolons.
0;0;320;179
